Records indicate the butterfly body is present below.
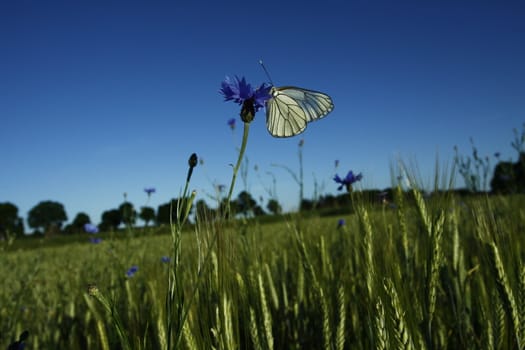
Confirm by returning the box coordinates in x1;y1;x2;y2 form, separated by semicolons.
265;86;334;137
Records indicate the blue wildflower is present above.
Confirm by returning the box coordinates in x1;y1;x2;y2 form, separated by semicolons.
84;223;99;234
144;187;156;196
220;76;272;122
126;265;139;278
334;171;363;192
89;237;102;244
337;219;346;228
161;256;170;263
227;118;236;130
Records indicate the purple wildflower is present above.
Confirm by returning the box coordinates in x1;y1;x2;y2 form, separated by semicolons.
144;187;156;196
227;118;236;130
334;171;363;191
84;223;99;234
220;76;272;122
161;256;170;263
126;265;139;278
89;237;102;244
337;219;346;228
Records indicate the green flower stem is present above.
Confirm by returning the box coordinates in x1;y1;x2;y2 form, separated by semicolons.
225;121;250;218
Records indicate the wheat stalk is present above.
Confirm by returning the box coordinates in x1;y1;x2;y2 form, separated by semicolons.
373;298;388;350
490;242;521;349
383;278;414;350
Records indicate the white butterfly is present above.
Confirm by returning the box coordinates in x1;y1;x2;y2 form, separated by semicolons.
265;86;334;137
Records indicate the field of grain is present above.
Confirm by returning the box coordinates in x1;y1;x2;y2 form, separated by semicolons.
1;189;524;350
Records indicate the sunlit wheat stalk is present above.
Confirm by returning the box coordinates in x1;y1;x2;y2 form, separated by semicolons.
484;309;494;350
373;298;388;350
264;263;279;310
383;278;414;350
428;211;445;329
249;307;263;350
490;242;521;349
336;285;346;350
358;207;375;299
222;294;236;349
493;290;506;350
321;291;332;350
83;293;110;350
258;272;274;349
395;185;409;262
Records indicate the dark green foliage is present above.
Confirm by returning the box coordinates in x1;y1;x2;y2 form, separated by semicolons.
100;209;122;230
236;190;265;217
71;212;91;233
157;198;191;224
0;202;24;238
195;199;216;221
491;152;525;194
139;206;155;226
27;200;67;233
266;199;282;215
119;202;137;226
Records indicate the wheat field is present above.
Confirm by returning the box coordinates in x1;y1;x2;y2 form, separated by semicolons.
1;190;524;349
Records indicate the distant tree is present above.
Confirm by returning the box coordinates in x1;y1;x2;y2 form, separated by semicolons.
72;212;91;232
100;209;122;231
299;199;314;211
195;199;215;221
157;198;188;225
217;198;238;219
119;202;137;226
253;205;266;216
236;191;265;217
490;152;525;193
139;206;156;226
0;202;24;238
266;199;282;215
27;200;67;234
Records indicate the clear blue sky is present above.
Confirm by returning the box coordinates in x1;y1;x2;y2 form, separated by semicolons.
2;0;524;229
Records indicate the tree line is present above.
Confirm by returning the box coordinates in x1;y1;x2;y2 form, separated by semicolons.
1;150;524;238
0;190;283;237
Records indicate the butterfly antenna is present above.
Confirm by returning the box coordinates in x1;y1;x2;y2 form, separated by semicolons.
259;60;274;85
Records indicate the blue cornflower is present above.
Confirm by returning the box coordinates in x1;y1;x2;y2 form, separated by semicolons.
227;118;236;130
220;76;272;122
84;223;99;234
144;187;156;196
337;219;346;228
334;171;363;191
161;256;170;263
126;265;139;278
89;237;102;244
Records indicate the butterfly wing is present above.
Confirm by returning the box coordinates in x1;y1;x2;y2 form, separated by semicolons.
266;86;334;137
